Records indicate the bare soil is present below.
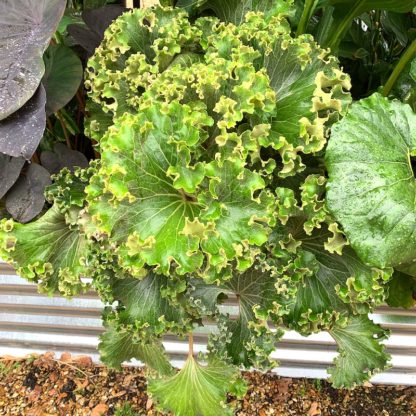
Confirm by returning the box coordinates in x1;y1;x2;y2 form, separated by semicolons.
0;353;415;416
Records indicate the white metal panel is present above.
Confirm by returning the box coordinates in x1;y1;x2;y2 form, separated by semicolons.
0;263;415;385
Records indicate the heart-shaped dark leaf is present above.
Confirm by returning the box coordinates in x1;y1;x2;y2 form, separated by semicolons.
0;0;66;120
0;154;25;199
67;5;126;56
0;85;47;160
6;163;51;223
40;142;88;174
43;44;83;115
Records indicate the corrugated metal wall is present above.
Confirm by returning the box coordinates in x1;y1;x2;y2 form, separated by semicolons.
1;262;415;385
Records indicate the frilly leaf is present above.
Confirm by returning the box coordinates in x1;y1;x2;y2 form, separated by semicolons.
328;315;391;388
99;320;173;376
386;271;416;309
0;205;89;296
148;356;241;416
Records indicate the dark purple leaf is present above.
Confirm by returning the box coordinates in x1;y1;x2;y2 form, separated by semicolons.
43;44;83;115
67;5;126;56
0;154;25;199
0;0;66;120
0;85;47;159
6;163;51;223
40;142;88;174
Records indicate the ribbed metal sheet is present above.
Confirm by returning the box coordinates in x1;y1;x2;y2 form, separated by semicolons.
1;262;416;385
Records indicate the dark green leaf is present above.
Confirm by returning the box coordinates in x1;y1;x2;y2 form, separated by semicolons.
328;315;391;388
326;93;416;273
386;271;416;309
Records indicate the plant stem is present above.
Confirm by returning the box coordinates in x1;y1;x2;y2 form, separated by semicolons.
383;39;416;97
327;0;365;51
188;333;194;358
296;0;316;36
56;110;72;149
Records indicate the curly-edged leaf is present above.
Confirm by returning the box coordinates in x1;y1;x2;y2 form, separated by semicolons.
110;271;191;338
255;34;351;176
196;267;282;368
0;85;46;159
0;204;89;296
5;163;51;223
67;5;126;56
40;143;88;175
0;0;66;119
87;102;273;276
148;356;240;416
326;93;416;274
98;321;173;375
43;44;83;115
86;103;209;275
199;0;295;25
273;220;392;334
328;315;391;388
0;154;25;199
386;271;416;309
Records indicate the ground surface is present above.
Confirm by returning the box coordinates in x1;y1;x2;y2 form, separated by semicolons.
0;353;415;416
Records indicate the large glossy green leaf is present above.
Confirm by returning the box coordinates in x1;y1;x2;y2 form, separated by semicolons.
326;93;416;274
148;356;240;416
43;44;83;115
0;0;66;120
0;204;89;296
328;315;391;388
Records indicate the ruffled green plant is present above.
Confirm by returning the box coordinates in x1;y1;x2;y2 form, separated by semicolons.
0;3;397;414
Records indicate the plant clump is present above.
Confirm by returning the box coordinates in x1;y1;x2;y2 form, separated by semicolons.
0;3;399;415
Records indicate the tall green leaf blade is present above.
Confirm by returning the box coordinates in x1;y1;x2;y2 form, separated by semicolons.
0;0;66;120
326;93;416;273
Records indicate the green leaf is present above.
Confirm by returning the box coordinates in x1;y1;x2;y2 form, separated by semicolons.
99;321;174;376
205;266;283;368
386;271;416;309
328;315;391;388
256;34;351;176
326;93;416;274
318;1;416;49
110;271;191;338
86;102;208;276
43;44;83;115
199;0;295;25
0;0;66;120
0;204;89;296
148;356;240;416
